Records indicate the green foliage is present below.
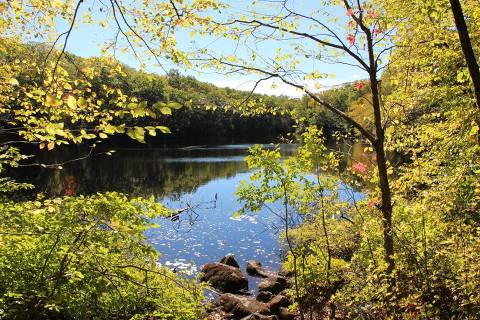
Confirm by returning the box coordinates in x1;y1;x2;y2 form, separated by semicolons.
292;82;368;136
3;42;297;146
0;192;204;319
237;127;339;216
0;39;168;147
124;69;296;141
0;15;210;320
237;127;353;311
234;0;480;318
0;146;33;192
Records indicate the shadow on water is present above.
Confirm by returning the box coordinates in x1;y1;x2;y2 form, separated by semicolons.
15;144;291;198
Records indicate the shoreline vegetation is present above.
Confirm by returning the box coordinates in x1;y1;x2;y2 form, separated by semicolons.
1;0;480;319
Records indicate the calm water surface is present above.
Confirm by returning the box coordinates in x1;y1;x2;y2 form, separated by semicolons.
21;143;363;289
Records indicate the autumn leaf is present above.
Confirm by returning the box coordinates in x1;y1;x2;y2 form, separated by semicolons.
352;162;367;174
347;34;355;45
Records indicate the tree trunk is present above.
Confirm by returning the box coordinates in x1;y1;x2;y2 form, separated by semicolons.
449;0;480;139
374;137;395;275
367;34;396;275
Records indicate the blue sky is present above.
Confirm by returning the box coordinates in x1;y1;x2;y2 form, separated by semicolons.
47;0;368;97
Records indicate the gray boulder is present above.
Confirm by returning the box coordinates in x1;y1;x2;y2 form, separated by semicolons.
267;295;290;314
278;307;295;320
217;293;292;318
246;261;288;284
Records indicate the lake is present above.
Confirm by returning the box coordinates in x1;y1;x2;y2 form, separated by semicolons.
17;143;364;292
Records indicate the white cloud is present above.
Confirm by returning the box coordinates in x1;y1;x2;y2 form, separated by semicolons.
208;78;302;98
208;77;355;98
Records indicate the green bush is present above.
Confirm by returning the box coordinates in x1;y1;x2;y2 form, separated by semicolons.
0;192;204;319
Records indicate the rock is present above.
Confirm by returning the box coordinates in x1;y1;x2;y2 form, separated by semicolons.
218;293;271;318
205;309;233;320
268;295;290;314
258;277;288;295
216;292;291;316
256;291;273;302
247;261;288;283
241;314;279;320
278;307;295;320
278;268;294;278
246;260;267;277
201;263;248;293
220;254;240;269
272;275;288;287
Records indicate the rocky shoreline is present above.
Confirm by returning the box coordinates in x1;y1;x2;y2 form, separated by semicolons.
201;254;295;320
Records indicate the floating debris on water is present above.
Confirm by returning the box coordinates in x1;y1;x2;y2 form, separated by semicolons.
162;260;198;276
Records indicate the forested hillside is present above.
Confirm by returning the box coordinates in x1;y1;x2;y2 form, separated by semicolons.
1;43;301;146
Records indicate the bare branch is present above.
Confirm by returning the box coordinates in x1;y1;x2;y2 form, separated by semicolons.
218;18;370;71
169;0;183;19
110;0;167;73
206;57;376;143
51;0;83;85
237;75;275;107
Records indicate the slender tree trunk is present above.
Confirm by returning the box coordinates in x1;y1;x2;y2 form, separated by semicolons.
367;33;396;275
449;0;480;141
374;135;395;275
283;182;305;320
320;190;332;272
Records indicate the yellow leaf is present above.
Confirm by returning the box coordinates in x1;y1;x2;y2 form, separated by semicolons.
8;78;19;86
46;94;62;107
47;142;55;151
147;128;157;136
160;107;172;115
111;216;120;228
157;126;171;134
67;95;77;109
126;127;146;143
77;97;87;108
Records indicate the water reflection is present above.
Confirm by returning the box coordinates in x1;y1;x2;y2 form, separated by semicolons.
149;170;286;280
18;144;296;198
15;142;363;290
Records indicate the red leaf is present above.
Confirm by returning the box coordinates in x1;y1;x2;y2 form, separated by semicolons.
347;34;355;45
346;8;354;16
354;82;365;90
352;162;367;174
367;9;378;19
368;201;377;209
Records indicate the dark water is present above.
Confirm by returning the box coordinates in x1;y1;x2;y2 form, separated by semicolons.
16;143;364;291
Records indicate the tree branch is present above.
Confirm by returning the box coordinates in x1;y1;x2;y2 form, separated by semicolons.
51;0;83;85
217;18;370;71
209;58;376;143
